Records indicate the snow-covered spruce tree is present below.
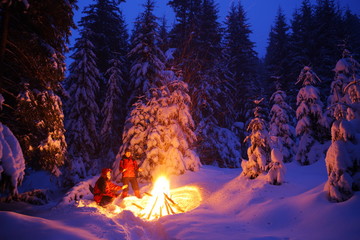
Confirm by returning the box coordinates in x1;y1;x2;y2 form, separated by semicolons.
288;0;314;94
328;50;360;107
265;7;291;95
113;72;201;181
0;94;25;197
269;90;296;163
241;99;271;179
100;57;126;168
0;0;75;174
223;1;258;124
80;0;129;86
128;0;165;101
312;0;343;86
65;28;100;183
194;69;241;168
295;66;328;165
324;53;360;202
16;85;67;175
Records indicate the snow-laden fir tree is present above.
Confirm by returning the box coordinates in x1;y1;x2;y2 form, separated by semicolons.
288;0;314;92
328;50;360;107
16;85;67;176
100;57;126;168
113;71;201;181
65;28;100;183
0;94;25;197
223;1;258;124
241;99;271;179
265;7;291;95
128;0;165;101
324;52;360;202
269;90;296;162
295;66;328;165
80;0;129;83
194;70;241;168
0;0;75;175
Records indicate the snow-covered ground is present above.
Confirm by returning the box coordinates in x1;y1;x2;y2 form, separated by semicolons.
1;160;360;240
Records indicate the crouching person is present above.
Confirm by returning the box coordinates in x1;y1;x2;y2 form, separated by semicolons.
93;168;127;207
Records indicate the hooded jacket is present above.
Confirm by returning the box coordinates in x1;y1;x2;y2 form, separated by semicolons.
119;156;139;178
93;168;122;204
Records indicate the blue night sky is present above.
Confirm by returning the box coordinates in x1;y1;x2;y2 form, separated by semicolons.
70;0;360;59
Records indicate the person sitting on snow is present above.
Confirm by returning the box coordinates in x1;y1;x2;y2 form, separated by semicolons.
93;168;127;207
119;150;143;199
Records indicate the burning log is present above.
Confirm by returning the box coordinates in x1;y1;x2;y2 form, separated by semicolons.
147;196;159;220
164;193;184;213
132;203;144;210
144;192;153;197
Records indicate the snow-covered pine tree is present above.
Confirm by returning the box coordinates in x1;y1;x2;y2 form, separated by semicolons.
80;0;128;79
269;90;296;162
194;69;241;168
168;0;202;85
113;72;201;181
342;9;360;56
0;94;25;197
295;66;328;165
128;0;165;101
312;0;343;87
328;50;360;107
288;0;314;95
100;57;126;168
16;85;67;175
0;0;76;175
65;28;100;183
223;1;258;124
265;7;291;95
324;52;360;202
241;99;271;179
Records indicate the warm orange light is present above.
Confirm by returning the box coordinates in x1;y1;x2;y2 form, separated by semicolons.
76;176;202;221
122;176;202;221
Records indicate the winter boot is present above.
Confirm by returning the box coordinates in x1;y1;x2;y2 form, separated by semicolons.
135;190;142;199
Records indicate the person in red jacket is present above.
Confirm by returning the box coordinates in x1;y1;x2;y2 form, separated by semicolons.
93;168;126;206
119;150;142;198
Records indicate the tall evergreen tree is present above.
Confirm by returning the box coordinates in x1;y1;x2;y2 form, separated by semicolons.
269;90;296;163
295;66;327;165
80;0;128;76
100;57;125;167
168;0;202;85
325;52;360;202
265;7;291;94
65;28;100;183
80;0;129;107
288;0;315;96
223;1;258;124
241;99;271;179
128;0;165;100
0;0;76;174
342;9;360;56
113;72;201;181
312;0;342;89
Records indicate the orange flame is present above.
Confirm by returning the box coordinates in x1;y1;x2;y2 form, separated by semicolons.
77;176;202;221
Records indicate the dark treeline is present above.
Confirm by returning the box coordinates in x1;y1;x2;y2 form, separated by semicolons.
1;0;360;190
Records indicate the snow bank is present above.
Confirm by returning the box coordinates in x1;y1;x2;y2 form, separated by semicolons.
0;123;26;196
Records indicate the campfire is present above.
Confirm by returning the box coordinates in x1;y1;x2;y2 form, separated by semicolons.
77;175;201;220
121;175;202;221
